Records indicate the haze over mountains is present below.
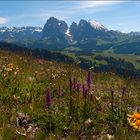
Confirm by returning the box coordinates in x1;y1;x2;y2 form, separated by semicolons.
0;17;140;54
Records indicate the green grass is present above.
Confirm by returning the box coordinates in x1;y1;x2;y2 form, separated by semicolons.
0;50;140;139
64;46;81;52
63;50;140;69
95;51;140;69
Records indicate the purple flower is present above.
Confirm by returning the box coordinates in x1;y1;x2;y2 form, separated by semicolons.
58;86;62;97
45;88;51;108
87;71;91;89
111;89;114;101
76;83;81;93
121;86;126;102
69;78;72;91
73;78;76;90
82;85;87;97
110;89;114;110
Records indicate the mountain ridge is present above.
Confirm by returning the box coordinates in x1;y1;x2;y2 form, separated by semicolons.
0;17;140;53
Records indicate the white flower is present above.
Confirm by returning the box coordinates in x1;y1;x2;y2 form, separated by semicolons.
107;134;114;140
27;76;35;82
84;118;92;125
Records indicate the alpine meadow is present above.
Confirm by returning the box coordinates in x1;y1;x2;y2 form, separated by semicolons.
0;1;140;140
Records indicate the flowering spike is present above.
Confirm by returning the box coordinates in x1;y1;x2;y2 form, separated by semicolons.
73;78;76;89
58;86;62;97
111;89;114;101
121;86;126;102
82;85;87;97
76;83;81;93
110;89;114;110
45;88;51;108
87;71;91;89
69;78;72;91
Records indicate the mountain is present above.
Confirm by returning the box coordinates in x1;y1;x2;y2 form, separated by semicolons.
0;17;140;53
129;31;140;36
69;19;122;43
0;26;42;40
0;17;124;46
41;17;70;49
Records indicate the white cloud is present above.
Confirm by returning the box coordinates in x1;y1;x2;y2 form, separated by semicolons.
78;1;124;9
4;1;125;26
0;17;8;24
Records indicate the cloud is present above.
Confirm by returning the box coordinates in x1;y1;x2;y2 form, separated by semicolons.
39;1;125;20
77;1;124;9
4;1;125;26
0;17;8;24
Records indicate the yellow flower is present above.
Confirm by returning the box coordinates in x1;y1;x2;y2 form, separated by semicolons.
95;96;101;101
127;112;140;131
127;114;134;118
134;113;140;119
135;120;140;126
5;68;13;72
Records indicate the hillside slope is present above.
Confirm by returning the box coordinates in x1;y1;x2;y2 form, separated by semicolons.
0;48;140;139
0;42;140;78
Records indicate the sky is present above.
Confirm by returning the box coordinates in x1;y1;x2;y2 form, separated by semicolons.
0;1;140;33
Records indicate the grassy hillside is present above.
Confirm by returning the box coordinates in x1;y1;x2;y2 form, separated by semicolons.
0;49;140;140
63;50;140;70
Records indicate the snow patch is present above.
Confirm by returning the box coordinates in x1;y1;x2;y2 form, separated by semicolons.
65;29;71;37
34;29;42;32
89;20;108;30
0;29;6;32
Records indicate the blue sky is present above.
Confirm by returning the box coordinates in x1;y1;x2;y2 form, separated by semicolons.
0;1;140;33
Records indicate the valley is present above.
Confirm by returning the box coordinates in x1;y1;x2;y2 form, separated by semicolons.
63;50;140;69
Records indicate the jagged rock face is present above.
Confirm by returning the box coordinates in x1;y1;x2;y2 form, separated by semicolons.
70;19;111;42
69;22;78;41
0;17;126;49
75;19;95;41
42;17;68;46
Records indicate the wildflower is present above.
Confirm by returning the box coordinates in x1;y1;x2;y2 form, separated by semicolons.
133;120;140;130
121;86;126;102
110;89;114;110
127;112;140;131
7;63;13;68
82;85;87;97
110;89;114;101
84;118;92;125
134;113;140;119
5;67;13;72
69;78;72;91
86;71;91;89
73;78;76;89
76;82;81;93
45;88;51;108
27;76;35;82
95;96;101;101
58;86;62;97
127;112;140;119
106;134;114;140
